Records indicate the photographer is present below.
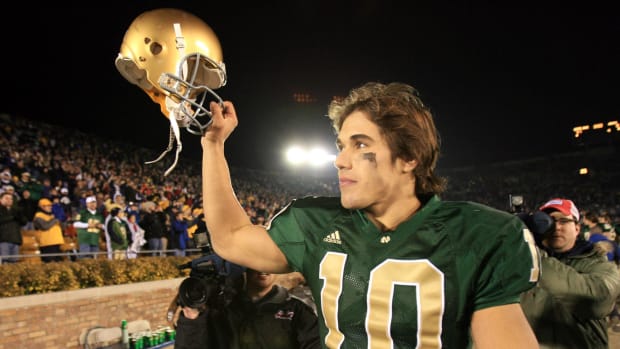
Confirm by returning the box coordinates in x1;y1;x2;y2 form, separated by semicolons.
226;269;320;349
174;272;241;349
519;198;620;349
171;232;246;349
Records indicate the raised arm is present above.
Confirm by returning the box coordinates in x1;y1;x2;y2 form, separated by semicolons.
201;101;290;273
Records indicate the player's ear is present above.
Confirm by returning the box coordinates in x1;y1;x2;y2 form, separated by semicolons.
401;159;417;173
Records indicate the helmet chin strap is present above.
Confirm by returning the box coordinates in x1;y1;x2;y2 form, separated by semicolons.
144;97;184;177
144;22;188;177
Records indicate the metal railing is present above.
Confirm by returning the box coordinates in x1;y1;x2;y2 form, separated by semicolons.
0;248;203;265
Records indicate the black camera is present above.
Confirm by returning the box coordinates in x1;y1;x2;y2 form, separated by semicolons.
175;232;246;312
177;276;218;311
509;195;555;247
516;210;555;248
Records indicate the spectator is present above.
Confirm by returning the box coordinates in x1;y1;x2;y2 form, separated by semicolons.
3;184;20;202
187;208;207;249
520;198;620;348
160;199;172;256
73;195;105;258
32;198;64;263
0;191;27;263
581;210;600;241
171;210;190;257
602;224;619;255
105;192;126;214
50;195;67;225
107;207;130;260
589;222;620;264
125;201;141;225
17;172;43;201
11;158;30;180
17;188;37;230
0;168;14;188
139;201;166;256
58;187;73;221
103;204;122;260
126;212;146;259
587;221;620;333
40;177;53;199
121;179;143;205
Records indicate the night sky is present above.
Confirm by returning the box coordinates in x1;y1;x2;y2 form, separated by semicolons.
2;1;618;171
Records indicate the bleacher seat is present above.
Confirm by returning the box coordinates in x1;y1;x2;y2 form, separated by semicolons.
20;230;41;264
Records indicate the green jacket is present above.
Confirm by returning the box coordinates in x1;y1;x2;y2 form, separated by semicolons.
521;241;620;349
75;209;104;246
108;218;129;250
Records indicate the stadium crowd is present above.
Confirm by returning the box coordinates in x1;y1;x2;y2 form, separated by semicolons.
0;114;340;261
0;113;618;261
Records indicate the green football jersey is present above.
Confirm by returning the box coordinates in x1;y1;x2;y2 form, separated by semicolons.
267;195;539;349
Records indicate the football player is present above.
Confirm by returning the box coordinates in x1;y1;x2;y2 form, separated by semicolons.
201;82;541;348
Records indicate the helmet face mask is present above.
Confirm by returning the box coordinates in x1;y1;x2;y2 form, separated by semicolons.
116;8;227;174
158;52;226;135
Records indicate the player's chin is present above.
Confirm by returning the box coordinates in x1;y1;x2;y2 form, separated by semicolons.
340;196;365;210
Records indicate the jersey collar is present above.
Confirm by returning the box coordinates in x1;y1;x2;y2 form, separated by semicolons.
352;194;441;235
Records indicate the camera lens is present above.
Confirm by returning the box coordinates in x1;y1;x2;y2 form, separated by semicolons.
178;277;208;309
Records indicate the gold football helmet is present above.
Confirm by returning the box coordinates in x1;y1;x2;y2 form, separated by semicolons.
115;8;227;175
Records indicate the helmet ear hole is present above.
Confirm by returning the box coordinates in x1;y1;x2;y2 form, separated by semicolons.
115;56;151;91
150;42;162;55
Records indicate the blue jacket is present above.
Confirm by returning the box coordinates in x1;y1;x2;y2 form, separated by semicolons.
589;233;620;264
172;219;190;250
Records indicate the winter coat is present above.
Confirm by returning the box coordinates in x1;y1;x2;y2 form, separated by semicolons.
33;211;64;247
227;285;321;349
172;219;190;250
520;240;620;349
108;217;129;250
0;205;27;245
140;211;166;239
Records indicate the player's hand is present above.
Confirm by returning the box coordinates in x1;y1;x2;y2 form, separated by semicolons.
202;101;238;145
181;306;200;320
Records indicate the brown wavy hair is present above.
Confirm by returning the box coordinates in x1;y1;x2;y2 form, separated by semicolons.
328;82;446;195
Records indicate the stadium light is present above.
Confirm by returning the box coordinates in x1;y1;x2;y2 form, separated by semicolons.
284;145;336;167
285;146;307;165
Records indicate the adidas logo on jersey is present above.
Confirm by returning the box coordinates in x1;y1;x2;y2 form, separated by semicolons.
323;230;342;244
